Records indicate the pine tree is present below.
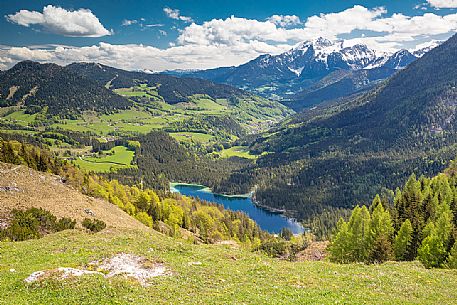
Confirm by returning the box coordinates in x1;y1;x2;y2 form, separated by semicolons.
347;206;372;262
434;202;454;250
418;227;447;268
393;219;413;261
329;218;352;263
418;203;454;268
399;174;424;258
370;234;393;263
446;242;457;269
369;201;394;263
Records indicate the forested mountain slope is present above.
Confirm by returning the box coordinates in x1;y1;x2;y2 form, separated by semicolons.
66;62;246;104
0;61;130;116
218;33;457;219
172;38;437;109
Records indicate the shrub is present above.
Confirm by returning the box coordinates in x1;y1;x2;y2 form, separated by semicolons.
0;208;76;241
257;239;289;258
82;218;106;233
56;217;77;231
135;212;153;227
4;210;40;241
279;228;293;241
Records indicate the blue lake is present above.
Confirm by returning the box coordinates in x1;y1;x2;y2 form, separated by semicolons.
171;183;305;234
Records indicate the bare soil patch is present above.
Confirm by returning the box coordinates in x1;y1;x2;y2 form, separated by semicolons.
0;162;145;230
25;253;170;287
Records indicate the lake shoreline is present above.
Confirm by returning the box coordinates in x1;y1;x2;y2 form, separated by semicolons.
171;182;290;214
170;182;305;234
170;182;252;199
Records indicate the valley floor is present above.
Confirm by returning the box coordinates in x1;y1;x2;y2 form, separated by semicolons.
1;228;456;304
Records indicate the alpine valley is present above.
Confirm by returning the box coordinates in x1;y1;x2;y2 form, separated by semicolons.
172;38;442;110
2;2;457;304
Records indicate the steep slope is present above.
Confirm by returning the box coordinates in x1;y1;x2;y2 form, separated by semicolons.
285;66;395;110
0;162;144;230
219;33;457;219
0;61;131;116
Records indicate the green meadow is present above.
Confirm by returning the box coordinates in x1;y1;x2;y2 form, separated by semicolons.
73;146;136;173
170;132;215;143
218;146;258;159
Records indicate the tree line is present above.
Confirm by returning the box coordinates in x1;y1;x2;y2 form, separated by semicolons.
329;167;457;268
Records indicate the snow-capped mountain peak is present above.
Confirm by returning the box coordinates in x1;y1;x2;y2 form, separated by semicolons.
172;37;440;103
283;37;386;71
412;40;443;57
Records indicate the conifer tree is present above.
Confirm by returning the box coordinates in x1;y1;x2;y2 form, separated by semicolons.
446;242;457;269
393;219;413;261
329;218;352;263
418;202;454;268
369;200;394;263
400;174;424;257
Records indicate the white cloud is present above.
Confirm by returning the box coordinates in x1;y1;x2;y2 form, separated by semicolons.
175;6;457;53
304;5;387;37
176;16;312;47
6;9;44;26
0;40;293;72
122;19;138;26
267;15;301;27
7;47;54;61
163;7;193;22
2;5;457;71
5;5;111;37
427;0;457;8
159;30;167;36
144;24;163;27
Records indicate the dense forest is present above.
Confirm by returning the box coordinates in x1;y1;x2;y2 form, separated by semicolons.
107;131;253;192
329;164;457;269
0;61;130;116
66;62;246;104
211;32;457;221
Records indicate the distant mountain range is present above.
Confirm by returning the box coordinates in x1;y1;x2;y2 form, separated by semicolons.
0;61;292;132
214;34;457;218
0;61;269;116
167;38;442;110
66;62;246;104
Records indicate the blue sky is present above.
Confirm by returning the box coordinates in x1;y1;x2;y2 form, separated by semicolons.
1;0;456;71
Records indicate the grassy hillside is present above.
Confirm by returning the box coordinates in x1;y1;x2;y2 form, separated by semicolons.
1;227;457;304
0;140;456;304
73;146;136;173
